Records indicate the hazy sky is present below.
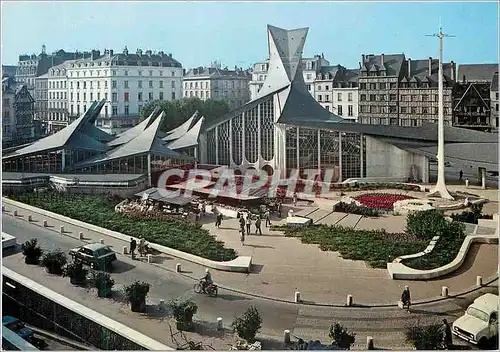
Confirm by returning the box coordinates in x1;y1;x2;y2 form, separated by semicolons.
1;1;498;68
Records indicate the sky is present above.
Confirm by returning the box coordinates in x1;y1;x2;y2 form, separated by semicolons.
1;1;498;69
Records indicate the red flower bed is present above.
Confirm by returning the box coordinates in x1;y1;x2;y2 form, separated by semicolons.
354;193;413;210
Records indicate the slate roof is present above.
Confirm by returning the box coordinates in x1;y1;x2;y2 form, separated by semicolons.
107;107;161;147
163;111;199;142
3;100;111;160
168;116;205;150
2;65;16;78
360;54;405;77
457;64;498;82
70;50;182;68
491;73;498;92
403;59;454;83
184;67;250;79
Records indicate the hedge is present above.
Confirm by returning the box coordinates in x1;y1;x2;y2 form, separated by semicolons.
9;191;237;261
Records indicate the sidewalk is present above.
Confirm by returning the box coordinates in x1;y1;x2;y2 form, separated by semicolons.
4;201;498;306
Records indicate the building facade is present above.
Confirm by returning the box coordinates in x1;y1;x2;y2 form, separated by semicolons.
249;55;330;100
314;65;359;120
95;115;142;136
453;64;498;131
34;74;48;122
47;61;75;133
66;48;183;121
358;54;454;126
491;72;499;129
182;65;251;110
2;77;35;147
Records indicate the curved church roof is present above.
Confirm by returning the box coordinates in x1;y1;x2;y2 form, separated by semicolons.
107;107;161;147
3;100;114;160
168;116;205;150
162;111;200;142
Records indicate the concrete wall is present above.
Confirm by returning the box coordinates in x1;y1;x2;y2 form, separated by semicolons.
365;135;429;183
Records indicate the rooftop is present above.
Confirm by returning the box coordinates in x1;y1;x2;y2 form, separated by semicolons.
184;66;250;79
457;64;498;82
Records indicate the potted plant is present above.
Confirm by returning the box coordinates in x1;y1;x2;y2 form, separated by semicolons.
22;238;43;265
232;306;262;343
168;299;198;331
41;249;67;275
123;281;150;312
90;270;115;298
63;261;88;286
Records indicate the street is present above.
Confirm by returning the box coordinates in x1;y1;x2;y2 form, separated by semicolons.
3;214;496;349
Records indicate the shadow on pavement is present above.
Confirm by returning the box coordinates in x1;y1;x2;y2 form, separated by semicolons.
217;293;252;302
246;244;275;249
110;260;136;274
249;264;264;274
426;244;482;281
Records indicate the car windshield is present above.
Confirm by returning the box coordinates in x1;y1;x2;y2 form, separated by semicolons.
95;247;112;257
467;307;489;322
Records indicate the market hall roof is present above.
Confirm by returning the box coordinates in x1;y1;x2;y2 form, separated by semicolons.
3;100;113;160
163;111;200;142
167;115;205;150
107;107;161;147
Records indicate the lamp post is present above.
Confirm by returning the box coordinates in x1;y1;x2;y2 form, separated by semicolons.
427;26;454;200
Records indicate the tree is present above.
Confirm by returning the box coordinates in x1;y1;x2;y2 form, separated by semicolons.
232;306;262;342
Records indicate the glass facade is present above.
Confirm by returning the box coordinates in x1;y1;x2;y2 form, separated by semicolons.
218;121;230;166
341;132;362;180
260;99;274;161
206;128;216;164
244;105;259;163
320;130;340;170
232;115;243;165
285;126;298;169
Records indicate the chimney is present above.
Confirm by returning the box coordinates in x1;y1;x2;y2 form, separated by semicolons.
407;58;411;77
362;54;365;63
428;57;432;76
359;61;362;69
146;49;152;57
450;61;455;80
381;53;384;66
168;53;172;58
91;50;100;60
109;49;114;56
136;49;142;57
123;46;128;55
158;51;164;58
183;68;186;76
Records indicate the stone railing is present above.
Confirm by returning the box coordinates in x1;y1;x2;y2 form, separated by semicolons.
3;198;252;273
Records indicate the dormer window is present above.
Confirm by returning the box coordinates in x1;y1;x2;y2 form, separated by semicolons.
148;61;153;66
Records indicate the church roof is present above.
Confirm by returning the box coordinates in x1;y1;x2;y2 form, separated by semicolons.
168;116;205;150
107;107;161;147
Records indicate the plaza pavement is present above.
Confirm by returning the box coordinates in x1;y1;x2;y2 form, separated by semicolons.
3;214;497;350
3;191;498;306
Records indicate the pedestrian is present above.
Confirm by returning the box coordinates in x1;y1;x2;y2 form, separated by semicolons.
293;193;298;206
440;318;453;349
265;209;271;227
246;214;252;235
255;216;262;235
459;170;463;181
216;213;223;228
139;237;146;257
465;178;469;188
239;214;245;231
277;202;282;217
129;237;137;260
239;228;245;246
401;286;411;313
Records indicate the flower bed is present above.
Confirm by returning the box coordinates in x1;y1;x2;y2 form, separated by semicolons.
282;225;427;268
9;191;237;261
354;193;413;210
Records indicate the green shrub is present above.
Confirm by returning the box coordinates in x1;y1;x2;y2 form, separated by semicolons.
11;191;237;262
90;270;115;297
63;262;88;286
41;249;67;275
334;201;380;217
329;322;356;350
168;299;198;331
451;203;493;224
406;209;449;240
405;320;443;350
22;238;43;264
123;281;149;312
232;306;262;342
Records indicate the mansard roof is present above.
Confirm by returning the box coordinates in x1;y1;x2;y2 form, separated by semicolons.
360;54;405;77
457;64;498;82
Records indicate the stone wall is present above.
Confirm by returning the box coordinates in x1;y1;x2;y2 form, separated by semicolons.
365;135;429;182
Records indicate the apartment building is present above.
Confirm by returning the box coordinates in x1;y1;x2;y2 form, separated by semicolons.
47;60;75;132
182;65;251;110
453;64;498;131
314;65;359;120
66;48;183;122
249;54;330;100
358;53;454;126
34;73;48;122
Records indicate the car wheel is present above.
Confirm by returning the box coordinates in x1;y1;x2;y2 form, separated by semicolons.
478;337;488;349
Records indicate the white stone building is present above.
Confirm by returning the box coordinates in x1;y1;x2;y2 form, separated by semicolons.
249;54;330;100
47;60;75;133
313;65;359;121
66;48;183;125
182;65;251;109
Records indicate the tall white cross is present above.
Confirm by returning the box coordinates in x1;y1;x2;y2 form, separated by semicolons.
426;25;455;200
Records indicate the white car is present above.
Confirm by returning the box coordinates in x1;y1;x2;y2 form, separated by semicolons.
452;293;498;347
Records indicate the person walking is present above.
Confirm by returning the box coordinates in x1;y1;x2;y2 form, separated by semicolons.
130;237;137;260
216;213;223;228
139;237;146;257
255;216;262;235
246;214;252;235
239;228;245;246
265;210;271;227
440;318;453;349
459;170;463;181
239;214;245;232
293;193;298;206
401;286;411;313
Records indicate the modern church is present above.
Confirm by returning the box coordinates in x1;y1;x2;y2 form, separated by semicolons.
2;25;497;187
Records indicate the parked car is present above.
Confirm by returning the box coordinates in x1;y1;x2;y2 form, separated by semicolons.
3;316;35;341
69;243;117;270
452;293;498;347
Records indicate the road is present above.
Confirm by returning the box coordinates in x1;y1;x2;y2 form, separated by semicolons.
2;214;496;349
